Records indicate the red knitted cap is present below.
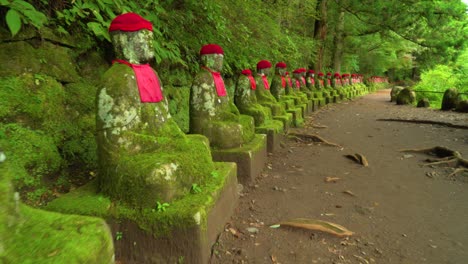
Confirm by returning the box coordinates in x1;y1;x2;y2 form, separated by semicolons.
200;44;224;55
109;13;153;32
318;72;324;76
298;68;307;73
326;72;332;76
334;72;341;77
241;69;252;75
292;69;301;74
342;73;350;77
257;60;272;70
308;70;315;73
275;62;287;68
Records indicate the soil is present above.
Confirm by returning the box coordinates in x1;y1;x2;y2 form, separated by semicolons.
210;89;468;264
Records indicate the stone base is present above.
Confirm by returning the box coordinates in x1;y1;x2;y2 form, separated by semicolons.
212;134;267;184
256;126;284;153
111;162;238;264
286;107;304;127
273;113;292;132
45;162;239;264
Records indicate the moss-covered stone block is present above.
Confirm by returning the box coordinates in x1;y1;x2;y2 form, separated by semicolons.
396;88;416;105
255;119;284;152
455;100;468;113
212;134;267;184
391;86;404;102
1;156;114;264
0;41;80;82
45;162;238;263
417;98;430;108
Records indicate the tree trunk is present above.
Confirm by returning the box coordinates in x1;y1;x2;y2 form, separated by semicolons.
332;9;345;72
314;0;328;72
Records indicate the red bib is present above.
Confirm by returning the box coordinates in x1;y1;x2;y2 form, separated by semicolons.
202;67;227;97
281;76;286;88
113;59;163;103
261;75;270;90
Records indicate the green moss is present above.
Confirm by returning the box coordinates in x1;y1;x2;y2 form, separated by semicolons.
238;115;255;143
4;204;114;264
256;119;284;134
45;162;234;237
46;180;111;218
0;124;62;192
0;41;80;82
165;85;191;133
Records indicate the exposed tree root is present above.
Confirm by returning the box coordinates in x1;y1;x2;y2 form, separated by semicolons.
288;132;342;148
344;153;369;166
377;118;468;129
401;146;468;178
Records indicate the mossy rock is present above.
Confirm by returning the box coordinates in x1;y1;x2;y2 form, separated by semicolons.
1;156;114;264
396;88;416;105
0;124;63;197
417;98;430;108
0;41;80;82
390;86;404;102
441;88;459;111
455;100;468;113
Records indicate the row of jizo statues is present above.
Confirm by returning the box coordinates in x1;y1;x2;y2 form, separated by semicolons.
96;12;376;205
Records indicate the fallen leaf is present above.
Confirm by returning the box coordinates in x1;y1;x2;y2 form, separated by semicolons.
272;218;354;237
343;190;356;197
271;254;278;263
47;250;59;257
228;227;239;238
324;177;341;183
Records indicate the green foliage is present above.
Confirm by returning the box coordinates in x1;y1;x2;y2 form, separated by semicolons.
190;183;202;194
115;231;123;241
1;0;47;36
155;201;170;213
413;65;459;108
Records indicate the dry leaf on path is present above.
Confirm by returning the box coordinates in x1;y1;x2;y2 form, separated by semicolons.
344;153;369;166
324;177;341;183
271;218;354;237
343;190;356;197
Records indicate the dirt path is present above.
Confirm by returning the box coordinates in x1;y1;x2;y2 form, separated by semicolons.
211;89;468;264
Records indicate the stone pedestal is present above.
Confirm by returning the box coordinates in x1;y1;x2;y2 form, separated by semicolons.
212;134;267;184
46;162;239;264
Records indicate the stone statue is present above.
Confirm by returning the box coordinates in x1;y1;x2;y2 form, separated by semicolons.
254;60;292;128
190;44;255;149
234;68;271;126
96;13;215;207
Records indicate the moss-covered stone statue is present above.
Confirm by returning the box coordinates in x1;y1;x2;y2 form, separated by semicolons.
190;44;255;149
0;151;114;263
97;13;216;207
417;98;430;108
270;62;304;126
292;68;313;107
191;45;266;185
234;69;270;126
306;69;316;90
234;69;284;151
254;60;292;129
441;88;459;111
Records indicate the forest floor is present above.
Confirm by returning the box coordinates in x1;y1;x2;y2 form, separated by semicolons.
211;89;468;264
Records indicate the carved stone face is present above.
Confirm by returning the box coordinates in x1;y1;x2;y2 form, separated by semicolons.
201;53;224;72
275;67;286;76
258;68;271;76
111;30;154;64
